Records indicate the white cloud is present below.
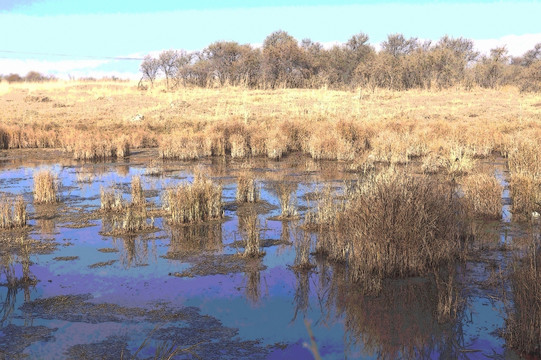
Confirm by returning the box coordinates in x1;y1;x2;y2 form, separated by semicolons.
0;58;109;76
473;33;541;57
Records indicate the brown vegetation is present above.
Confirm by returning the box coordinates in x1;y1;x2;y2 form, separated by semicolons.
236;172;259;203
0;196;28;229
33;170;59;204
461;173;503;219
505;239;541;356
163;172;223;224
316;168;469;292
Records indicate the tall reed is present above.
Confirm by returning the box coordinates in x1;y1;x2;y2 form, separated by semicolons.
163;173;223;224
0;196;27;229
33;170;59;204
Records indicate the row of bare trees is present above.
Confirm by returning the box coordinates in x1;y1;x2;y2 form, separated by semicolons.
141;31;541;92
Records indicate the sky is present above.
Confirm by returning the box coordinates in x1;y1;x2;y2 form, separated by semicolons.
1;0;541;79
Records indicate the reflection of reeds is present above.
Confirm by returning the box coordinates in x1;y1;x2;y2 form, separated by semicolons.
245;264;262;305
292;270;310;321
163;173;223;224
0;196;27;229
327;263;463;359
505;238;541;356
33;170;59;204
168;224;223;255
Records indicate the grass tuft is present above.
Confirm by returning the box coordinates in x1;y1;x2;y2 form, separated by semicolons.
33;170;59;204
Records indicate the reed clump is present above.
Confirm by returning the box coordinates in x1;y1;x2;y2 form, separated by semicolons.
445;145;476;177
273;182;298;219
326;168;469;289
236;172;259;203
461;173;503;219
100;186;125;212
159;133;211;160
505;241;541;356
508;140;541;219
239;211;263;258
33;170;59;204
0;196;28;229
72;137;130;161
131;175;145;205
163;173;223;224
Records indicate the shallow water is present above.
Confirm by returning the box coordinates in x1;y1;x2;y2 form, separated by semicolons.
0;151;526;359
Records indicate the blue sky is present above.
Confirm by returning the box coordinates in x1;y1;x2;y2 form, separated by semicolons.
1;0;540;79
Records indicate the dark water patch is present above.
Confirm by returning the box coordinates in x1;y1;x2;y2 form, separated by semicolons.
0;324;57;359
170;254;266;277
64;335;130;360
97;248;118;253
53;256;79;261
88;260;117;269
228;238;292;250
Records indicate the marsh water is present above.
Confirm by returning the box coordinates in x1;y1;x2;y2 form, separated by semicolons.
0;149;530;359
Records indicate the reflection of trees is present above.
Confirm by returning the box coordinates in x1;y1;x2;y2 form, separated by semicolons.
322;262;465;359
168;224;223;256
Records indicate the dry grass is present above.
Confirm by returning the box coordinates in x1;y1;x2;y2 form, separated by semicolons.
100;186;125;212
505;239;541;356
0;196;27;229
239;211;263;258
508;140;541;219
272;182;298;219
1;82;540;167
236;172;259;203
320;168;469;291
461;173;503;219
131;175;145;205
163;172;223;225
33;170;59;204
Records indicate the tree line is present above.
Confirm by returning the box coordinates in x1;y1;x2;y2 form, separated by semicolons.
140;31;541;92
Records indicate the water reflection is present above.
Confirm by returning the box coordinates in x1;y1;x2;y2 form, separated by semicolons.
321;263;466;359
112;236;157;268
0;236;35;326
244;261;263;306
168;223;223;256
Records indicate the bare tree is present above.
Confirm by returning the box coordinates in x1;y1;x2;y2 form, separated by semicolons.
140;55;160;87
158;50;179;89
